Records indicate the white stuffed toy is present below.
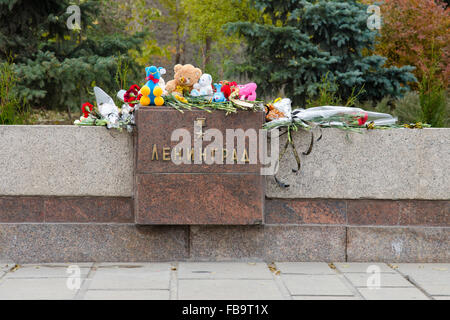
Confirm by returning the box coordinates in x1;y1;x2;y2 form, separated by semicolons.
158;67;167;95
191;73;213;97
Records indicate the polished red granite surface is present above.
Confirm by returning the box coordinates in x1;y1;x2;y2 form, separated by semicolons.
134;107;265;225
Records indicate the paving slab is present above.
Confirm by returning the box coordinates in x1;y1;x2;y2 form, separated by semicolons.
89;263;171;290
293;295;358;300
0;278;79;299
178;262;272;279
344;273;413;288
395;263;450;295
394;263;450;273
27;263;94;268
83;289;170;300
0;262;16;272
281;275;353;296
0;262;447;300
96;262;160;268
410;282;450;296
358;287;429;300
1;263;16;279
334;262;394;273
178;279;283;300
4;264;91;279
433;296;450;300
275;262;335;274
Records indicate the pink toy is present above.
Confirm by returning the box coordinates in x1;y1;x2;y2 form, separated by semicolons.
237;82;257;101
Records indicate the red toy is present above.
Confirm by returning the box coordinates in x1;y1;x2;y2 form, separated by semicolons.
220;81;238;99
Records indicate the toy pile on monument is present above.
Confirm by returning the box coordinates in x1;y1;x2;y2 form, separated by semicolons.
73;62;428;135
75;63;263;131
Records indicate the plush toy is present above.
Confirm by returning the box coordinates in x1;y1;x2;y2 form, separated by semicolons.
165;64;202;96
158;67;167;95
237;82;257;101
212;84;226;102
191;74;213;97
139;66;164;106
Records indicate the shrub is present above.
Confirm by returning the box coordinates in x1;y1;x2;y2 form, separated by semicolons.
392;88;448;127
419;74;447;127
0;60;29;124
373;0;449;88
392;92;423;124
305;72;365;108
417;45;448;127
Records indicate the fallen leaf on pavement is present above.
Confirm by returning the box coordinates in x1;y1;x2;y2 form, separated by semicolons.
432;267;447;271
9;264;20;272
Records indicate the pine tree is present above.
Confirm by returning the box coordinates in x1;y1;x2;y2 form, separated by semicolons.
0;0;143;113
227;0;417;105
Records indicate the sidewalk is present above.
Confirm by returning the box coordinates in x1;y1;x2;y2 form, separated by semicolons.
0;262;448;300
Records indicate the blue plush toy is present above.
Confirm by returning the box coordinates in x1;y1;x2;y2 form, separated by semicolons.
213;83;226;102
140;66;164;106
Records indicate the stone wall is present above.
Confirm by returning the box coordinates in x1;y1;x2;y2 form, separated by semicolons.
0;125;448;263
267;128;449;200
0;126;133;197
264;128;449;262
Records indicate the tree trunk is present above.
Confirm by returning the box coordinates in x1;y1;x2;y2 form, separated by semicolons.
202;36;212;71
174;0;181;64
180;17;189;65
175;23;181;64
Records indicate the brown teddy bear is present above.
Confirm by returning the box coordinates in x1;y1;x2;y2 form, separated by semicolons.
165;64;202;96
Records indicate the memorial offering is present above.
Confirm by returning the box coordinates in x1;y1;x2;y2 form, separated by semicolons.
139;66;165;106
74;63;266;130
261;98;429;186
74;85;137;132
165;64;203;96
190;74;214;97
73;62;428;178
264;101;399;132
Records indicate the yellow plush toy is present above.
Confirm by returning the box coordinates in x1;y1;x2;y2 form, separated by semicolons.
139;66;165;106
165;64;202;96
139;86;151;106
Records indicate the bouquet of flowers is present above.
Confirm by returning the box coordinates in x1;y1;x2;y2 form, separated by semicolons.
264;100;399;132
164;93;263;114
74;85;141;132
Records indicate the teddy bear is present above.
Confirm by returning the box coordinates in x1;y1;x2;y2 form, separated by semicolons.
191;74;213;97
158;67;167;95
165;64;202;96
